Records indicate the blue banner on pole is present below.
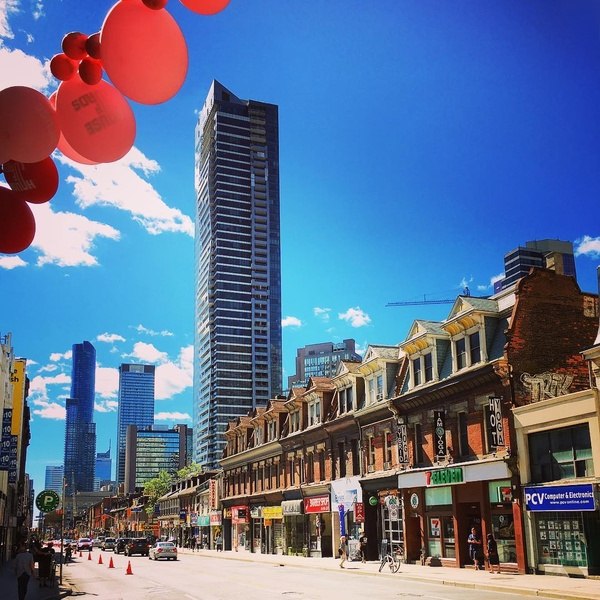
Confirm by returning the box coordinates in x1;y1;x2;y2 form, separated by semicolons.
338;504;345;537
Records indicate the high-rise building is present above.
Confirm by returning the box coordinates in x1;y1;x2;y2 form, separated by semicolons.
494;239;577;292
193;81;283;468
95;445;112;489
64;341;96;494
288;339;362;389
116;364;155;484
44;466;63;494
124;424;191;494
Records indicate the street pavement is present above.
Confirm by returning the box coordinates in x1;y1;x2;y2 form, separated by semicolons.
2;546;599;600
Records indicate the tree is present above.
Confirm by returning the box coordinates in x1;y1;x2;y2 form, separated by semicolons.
176;463;203;479
143;471;173;517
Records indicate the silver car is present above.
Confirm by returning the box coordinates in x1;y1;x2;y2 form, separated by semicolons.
149;541;177;561
102;537;116;551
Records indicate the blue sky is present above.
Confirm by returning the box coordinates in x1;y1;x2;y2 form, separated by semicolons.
1;0;599;495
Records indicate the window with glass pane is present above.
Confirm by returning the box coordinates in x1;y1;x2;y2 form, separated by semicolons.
455;338;467;370
424;353;433;382
347;387;354;410
414;423;424;464
413;357;422;386
377;375;384;398
339;389;346;414
529;424;594;483
469;331;481;364
368;437;376;466
458;412;469;457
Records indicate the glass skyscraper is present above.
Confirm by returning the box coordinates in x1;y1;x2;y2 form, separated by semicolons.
116;364;155;485
194;81;283;468
44;465;63;494
64;340;96;494
95;445;112;489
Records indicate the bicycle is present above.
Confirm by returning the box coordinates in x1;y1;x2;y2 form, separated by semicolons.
378;544;403;573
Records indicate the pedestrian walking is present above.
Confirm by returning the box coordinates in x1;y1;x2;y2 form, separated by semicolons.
359;530;368;563
190;536;197;552
486;533;501;574
467;527;483;570
215;532;223;552
339;535;348;569
13;542;36;600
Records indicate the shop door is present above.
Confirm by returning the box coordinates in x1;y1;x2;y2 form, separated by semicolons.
457;503;481;567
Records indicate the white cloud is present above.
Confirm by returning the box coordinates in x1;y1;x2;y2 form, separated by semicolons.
32;1;43;20
124;341;168;365
338;307;371;328
95;399;118;413
355;341;367;357
97;333;126;344
281;316;302;328
155;345;193;400
0;255;27;269
29;372;70;402
29;202;121;267
134;324;174;337
313;307;331;322
155;412;192;422
37;364;58;374
31;400;66;420
477;272;504;292
0;43;53;91
96;365;119;399
0;1;19;40
49;350;72;362
575;235;600;259
59;148;194;237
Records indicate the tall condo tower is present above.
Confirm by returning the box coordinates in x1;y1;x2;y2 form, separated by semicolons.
64;341;96;494
194;81;283;468
116;364;155;485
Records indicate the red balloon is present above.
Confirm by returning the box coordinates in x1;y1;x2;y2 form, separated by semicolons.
0;187;36;254
100;0;188;104
55;78;136;163
0;86;60;163
3;157;59;204
179;0;230;15
79;57;103;85
50;53;78;81
85;32;102;59
49;93;98;165
62;32;88;60
143;0;168;8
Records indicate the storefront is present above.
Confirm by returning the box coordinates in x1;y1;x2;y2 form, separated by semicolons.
524;482;600;576
281;499;306;556
209;511;221;550
262;506;283;554
331;475;363;554
250;505;264;553
231;505;249;551
303;494;332;558
397;458;524;570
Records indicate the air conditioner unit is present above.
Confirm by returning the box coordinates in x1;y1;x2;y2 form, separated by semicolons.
367;465;375;473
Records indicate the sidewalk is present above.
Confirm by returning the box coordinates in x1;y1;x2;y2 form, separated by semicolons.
178;546;600;600
0;556;71;600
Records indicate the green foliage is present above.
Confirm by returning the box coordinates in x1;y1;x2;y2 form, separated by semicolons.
176;463;203;478
143;471;173;517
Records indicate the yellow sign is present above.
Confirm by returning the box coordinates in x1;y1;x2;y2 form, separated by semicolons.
262;506;283;519
10;359;26;435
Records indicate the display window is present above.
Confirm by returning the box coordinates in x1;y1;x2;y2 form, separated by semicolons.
380;494;404;554
536;512;588;567
488;480;516;563
425;486;455;559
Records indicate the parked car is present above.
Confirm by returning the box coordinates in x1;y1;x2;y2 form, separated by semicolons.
101;537;116;551
114;538;132;554
124;537;151;557
148;541;177;561
77;538;93;552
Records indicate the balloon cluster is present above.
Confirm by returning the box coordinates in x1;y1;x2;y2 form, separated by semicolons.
0;0;230;254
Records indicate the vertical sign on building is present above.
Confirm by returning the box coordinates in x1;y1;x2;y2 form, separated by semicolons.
397;423;409;464
434;411;446;459
209;479;218;510
0;409;12;471
488;396;505;448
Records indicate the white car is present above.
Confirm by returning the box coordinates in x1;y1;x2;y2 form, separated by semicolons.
148;541;177;561
77;538;93;551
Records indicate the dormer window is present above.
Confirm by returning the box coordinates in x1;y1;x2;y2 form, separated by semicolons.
453;330;482;373
289;410;301;433
255;425;263;446
308;398;321;426
424;353;433;381
455;338;467;370
412;357;422;386
339;386;354;414
469;331;481;364
411;352;434;388
267;419;277;441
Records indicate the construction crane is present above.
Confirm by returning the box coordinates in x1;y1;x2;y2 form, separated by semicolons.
386;287;470;307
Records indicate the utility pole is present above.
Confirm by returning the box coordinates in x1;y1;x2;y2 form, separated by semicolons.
59;477;65;585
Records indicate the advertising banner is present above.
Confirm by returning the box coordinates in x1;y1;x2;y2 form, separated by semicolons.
397;424;409;464
0;409;12;471
488;396;505;448
434;411;446;459
524;484;595;512
304;494;330;514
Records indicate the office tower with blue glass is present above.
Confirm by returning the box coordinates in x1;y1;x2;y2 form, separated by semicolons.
44;465;63;494
64;340;97;494
95;445;112;489
116;364;155;485
194;81;283;468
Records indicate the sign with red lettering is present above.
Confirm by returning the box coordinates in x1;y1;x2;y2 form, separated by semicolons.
354;502;365;522
303;495;330;514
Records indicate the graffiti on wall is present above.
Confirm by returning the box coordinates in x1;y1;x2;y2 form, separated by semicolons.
520;372;574;403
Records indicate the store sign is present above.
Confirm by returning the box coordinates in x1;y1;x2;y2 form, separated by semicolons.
210;511;222;525
524;484;596;512
223;507;232;519
197;515;210;526
250;506;262;519
397;424;409;464
304;495;330;514
426;467;463;486
209;479;218;510
488;396;505;448
354;502;364;522
263;506;283;520
232;506;248;523
434;411;446;458
281;500;303;516
0;409;12;471
410;493;419;510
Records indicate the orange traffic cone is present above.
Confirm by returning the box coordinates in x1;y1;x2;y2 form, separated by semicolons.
108;556;115;569
88;552;92;561
79;551;82;558
125;560;133;575
98;554;103;565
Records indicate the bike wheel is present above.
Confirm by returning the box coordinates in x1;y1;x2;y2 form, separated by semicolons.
390;557;401;573
378;557;387;572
